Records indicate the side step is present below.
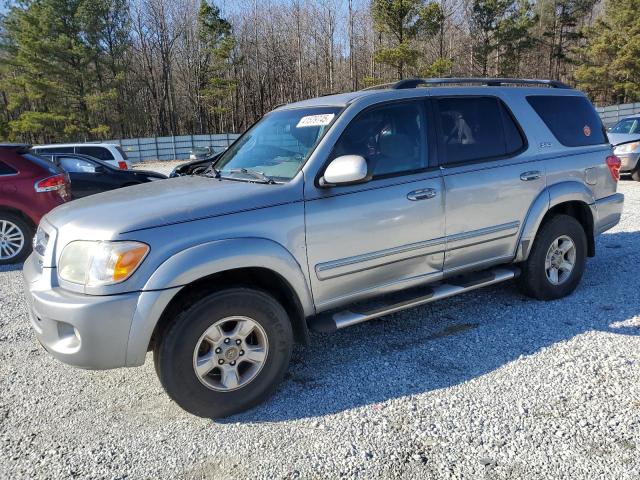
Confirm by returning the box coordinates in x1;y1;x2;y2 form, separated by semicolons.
309;266;520;333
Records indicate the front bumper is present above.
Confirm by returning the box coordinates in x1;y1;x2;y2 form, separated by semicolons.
22;254;180;369
594;193;624;235
23;256;140;369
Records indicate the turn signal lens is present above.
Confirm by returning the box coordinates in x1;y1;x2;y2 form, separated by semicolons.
606;155;621;182
113;245;149;281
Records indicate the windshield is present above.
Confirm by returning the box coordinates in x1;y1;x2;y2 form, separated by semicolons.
215;106;342;182
610;118;639;134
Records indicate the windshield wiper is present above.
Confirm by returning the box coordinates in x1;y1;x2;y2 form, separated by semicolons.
202;165;220;178
223;168;276;184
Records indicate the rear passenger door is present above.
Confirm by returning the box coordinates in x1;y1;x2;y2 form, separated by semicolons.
434;95;545;272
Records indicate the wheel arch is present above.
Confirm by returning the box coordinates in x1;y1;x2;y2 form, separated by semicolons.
516;181;596;261
129;238;314;364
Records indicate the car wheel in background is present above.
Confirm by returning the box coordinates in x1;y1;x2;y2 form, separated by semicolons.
517;214;587;300
154;288;293;418
0;213;32;265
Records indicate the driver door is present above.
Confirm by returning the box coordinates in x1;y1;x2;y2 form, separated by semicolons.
304;99;445;312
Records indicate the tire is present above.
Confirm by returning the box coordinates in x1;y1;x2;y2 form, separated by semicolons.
517;214;587;300
154;288;293;418
0;213;33;265
632;168;640;182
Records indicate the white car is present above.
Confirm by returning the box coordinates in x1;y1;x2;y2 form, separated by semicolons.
32;143;132;170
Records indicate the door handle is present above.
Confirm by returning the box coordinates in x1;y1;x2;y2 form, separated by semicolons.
520;171;541;181
407;188;437;201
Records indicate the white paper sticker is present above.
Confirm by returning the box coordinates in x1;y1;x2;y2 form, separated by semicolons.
296;114;335;128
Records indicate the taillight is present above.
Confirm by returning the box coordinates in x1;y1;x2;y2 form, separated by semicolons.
606;155;621;182
35;173;67;193
118;161;128;170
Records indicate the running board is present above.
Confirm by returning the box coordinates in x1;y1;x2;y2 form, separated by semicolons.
309;266;520;333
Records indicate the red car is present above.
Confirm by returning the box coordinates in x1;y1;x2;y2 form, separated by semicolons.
0;144;71;264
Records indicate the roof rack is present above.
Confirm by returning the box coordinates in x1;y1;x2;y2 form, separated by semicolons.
389;78;572;89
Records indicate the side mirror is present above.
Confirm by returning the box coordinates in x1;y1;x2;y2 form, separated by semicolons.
321;155;370;186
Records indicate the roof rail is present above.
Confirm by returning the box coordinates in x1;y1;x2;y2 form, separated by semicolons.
390;78;572;89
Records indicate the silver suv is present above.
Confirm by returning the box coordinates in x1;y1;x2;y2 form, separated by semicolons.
23;78;624;418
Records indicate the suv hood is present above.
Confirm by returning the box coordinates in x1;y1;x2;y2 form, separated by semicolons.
608;132;640;146
45;175;301;236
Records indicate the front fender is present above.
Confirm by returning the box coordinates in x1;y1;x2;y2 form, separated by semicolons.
515;181;595;261
143;238;313;314
124;238;315;367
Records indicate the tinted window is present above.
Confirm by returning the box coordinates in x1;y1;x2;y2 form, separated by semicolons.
75;146;114;160
436;97;524;165
36;146;74;154
58;157;97;173
115;145;129;160
527;95;607;147
22;153;60;174
0;160;17;175
332;101;427;177
610;118;639;134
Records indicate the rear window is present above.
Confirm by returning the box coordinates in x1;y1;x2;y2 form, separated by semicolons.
75;146;114;160
436;96;525;165
0;160;17;175
23;153;61;174
527;95;606;147
115;145;128;160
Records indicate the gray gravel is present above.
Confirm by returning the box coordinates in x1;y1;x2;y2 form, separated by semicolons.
1;180;639;479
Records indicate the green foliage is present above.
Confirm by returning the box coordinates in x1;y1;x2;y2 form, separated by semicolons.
371;0;443;79
470;0;536;76
575;0;640;103
0;0;131;142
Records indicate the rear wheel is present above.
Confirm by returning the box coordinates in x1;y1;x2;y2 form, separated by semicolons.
154;288;293;418
0;213;32;265
517;214;587;300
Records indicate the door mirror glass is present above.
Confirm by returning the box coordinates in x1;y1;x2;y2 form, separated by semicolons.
321;155;369;186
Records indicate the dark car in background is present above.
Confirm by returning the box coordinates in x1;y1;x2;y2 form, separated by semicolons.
39;153;167;198
169;152;222;177
0;144;70;264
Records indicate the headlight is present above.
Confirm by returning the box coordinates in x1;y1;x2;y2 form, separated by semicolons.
613;141;640;154
58;241;149;286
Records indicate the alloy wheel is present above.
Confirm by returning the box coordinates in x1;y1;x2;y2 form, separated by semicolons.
192;316;269;392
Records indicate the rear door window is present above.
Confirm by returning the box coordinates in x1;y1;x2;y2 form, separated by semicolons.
75;146;114;160
527;95;607;147
0;161;17;175
436;96;525;165
58;157;98;173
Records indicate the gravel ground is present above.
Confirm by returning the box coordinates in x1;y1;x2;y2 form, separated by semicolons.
1;179;639;479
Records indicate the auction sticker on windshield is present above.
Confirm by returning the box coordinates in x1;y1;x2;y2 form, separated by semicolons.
296;114;335;128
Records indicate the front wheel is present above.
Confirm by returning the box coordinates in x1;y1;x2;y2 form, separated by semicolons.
154;288;293;418
517;214;587;300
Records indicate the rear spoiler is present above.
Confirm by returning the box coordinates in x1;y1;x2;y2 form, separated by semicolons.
0;144;32;154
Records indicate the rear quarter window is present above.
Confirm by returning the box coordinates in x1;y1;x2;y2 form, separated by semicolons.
0;160;17;175
527;95;606;147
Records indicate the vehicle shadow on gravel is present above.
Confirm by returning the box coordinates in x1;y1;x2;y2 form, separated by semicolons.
0;262;23;273
225;230;640;423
